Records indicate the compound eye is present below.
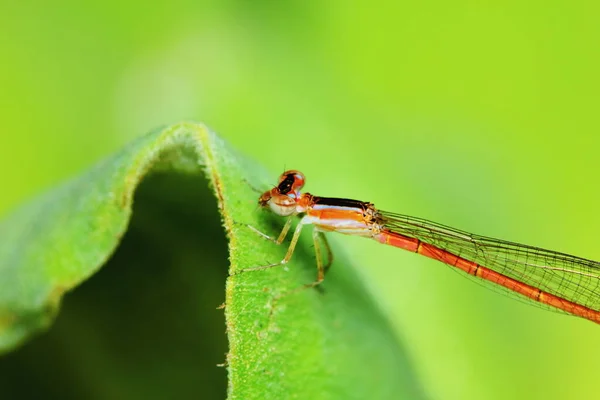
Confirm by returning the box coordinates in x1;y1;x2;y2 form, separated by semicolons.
277;170;305;194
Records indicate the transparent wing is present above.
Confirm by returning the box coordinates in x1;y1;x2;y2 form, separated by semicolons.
379;211;600;313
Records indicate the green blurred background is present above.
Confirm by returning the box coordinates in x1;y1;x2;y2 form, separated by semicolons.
1;1;599;399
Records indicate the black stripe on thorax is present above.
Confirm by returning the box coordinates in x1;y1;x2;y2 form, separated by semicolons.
312;196;370;210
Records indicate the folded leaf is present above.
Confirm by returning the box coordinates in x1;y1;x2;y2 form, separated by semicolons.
0;123;425;399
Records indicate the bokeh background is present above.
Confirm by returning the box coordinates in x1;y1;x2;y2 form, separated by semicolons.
1;1;599;399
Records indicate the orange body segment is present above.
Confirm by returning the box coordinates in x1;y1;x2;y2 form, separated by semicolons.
376;230;419;252
377;231;600;323
309;207;365;224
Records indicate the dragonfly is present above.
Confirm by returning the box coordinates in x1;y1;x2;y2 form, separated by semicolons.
240;170;600;324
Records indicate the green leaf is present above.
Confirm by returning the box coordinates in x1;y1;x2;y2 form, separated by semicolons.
0;123;425;399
